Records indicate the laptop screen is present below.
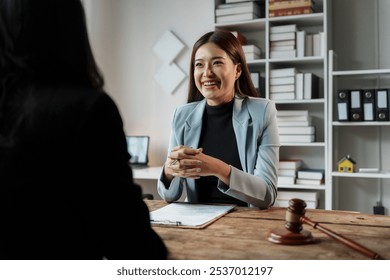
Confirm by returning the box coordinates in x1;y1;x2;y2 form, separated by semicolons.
126;136;150;165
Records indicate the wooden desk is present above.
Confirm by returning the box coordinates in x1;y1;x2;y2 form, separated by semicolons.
145;200;390;260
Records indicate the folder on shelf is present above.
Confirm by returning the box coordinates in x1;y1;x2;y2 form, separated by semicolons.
337;89;350;121
363;89;376;121
375;88;389;121
349;89;363;121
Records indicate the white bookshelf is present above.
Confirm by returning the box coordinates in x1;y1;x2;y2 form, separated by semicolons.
213;0;332;209
328;50;390;210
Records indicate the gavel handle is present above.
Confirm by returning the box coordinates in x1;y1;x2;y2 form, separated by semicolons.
300;216;385;260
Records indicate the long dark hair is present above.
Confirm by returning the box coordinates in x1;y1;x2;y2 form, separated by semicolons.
0;0;103;142
187;30;260;103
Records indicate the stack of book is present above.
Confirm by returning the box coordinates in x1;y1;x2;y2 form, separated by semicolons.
270;27;324;59
276;190;319;209
277;109;311;126
215;0;263;23
242;44;262;61
277;110;315;143
269;67;298;100
278;159;302;185
269;24;297;59
269;0;315;18
296;168;325;185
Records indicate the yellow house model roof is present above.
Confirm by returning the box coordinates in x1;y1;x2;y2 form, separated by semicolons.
338;155;356;165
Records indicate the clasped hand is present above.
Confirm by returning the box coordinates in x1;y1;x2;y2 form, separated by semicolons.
164;145;230;184
165;145;203;179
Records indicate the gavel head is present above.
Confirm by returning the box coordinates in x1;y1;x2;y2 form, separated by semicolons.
267;198;314;245
284;198;307;233
267;198;315;245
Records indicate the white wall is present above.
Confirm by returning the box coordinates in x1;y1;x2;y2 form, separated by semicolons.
84;0;214;167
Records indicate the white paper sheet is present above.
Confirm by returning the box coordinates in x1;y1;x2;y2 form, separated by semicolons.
150;203;235;228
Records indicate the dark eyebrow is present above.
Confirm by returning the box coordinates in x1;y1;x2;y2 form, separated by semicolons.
194;56;226;62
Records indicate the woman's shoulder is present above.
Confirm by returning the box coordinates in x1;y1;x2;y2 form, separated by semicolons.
173;101;204;117
242;96;275;109
171;101;204;126
175;101;201;112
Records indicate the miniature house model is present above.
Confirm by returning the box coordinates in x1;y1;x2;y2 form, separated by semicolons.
338;155;356;173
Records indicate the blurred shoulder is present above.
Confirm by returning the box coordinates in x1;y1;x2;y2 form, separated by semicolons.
174;101;201;114
242;96;276;111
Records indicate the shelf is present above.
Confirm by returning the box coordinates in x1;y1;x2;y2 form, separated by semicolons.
248;57;324;66
274;98;325;104
332;69;390;76
332;172;390;179
215;18;266;31
268;13;324;26
269;56;324;64
281;142;325;147
247;59;266;66
332;121;390;126
278;184;326;190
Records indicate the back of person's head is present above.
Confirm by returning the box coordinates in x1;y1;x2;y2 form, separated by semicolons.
187;30;259;103
0;0;103;89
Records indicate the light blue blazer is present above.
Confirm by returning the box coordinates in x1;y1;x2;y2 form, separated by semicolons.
157;95;280;208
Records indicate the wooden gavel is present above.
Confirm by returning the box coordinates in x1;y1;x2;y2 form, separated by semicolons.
267;198;385;260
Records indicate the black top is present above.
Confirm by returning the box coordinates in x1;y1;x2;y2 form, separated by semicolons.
196;99;246;206
0;85;167;260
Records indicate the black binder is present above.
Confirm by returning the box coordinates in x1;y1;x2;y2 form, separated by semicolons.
337;89;350;121
363;89;376;121
375;88;389;121
349;89;363;121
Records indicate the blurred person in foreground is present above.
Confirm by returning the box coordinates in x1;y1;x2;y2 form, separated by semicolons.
0;0;166;259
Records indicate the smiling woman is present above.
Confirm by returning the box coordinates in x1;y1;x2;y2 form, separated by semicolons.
157;30;281;209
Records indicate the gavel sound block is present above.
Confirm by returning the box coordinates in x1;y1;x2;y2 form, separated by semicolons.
267;198;384;260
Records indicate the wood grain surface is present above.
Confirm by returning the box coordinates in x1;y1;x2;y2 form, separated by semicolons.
145;200;390;260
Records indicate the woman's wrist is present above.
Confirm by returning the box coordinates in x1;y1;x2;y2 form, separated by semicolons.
215;160;231;185
163;162;174;184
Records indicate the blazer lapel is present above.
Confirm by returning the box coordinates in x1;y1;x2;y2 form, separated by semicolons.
233;97;250;172
184;99;206;149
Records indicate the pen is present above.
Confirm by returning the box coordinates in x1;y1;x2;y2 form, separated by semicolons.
168;159;178;167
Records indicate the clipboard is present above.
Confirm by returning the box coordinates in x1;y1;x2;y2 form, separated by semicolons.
150;202;236;229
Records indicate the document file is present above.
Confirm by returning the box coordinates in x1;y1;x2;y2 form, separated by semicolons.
350;90;363;121
375;89;389;121
363;89;376;121
337;89;350;121
150;203;235;229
